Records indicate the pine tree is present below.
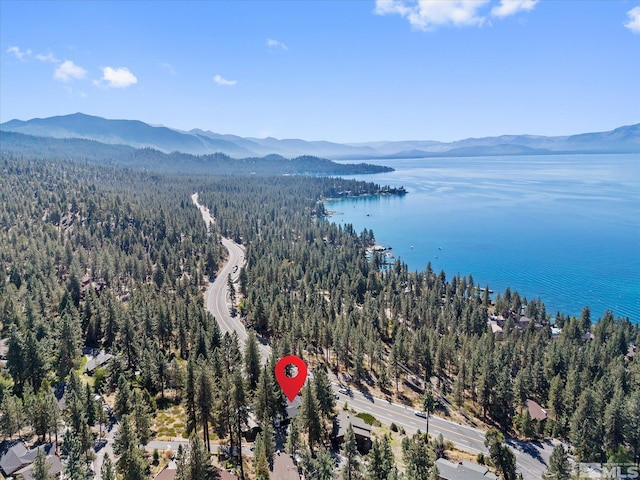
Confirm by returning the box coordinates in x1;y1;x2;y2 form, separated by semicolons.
570;389;604;462
232;369;248;479
0;393;23;439
377;363;391;392
314;365;336;420
519;409;533;440
196;362;215;452
342;423;362;480
32;448;52;480
185;357;197;435
63;429;88;480
307;447;337;480
544;445;571;480
286;417;301;456
55;308;82;379
188;435;216;480
114;374;132;418
101;454;117;480
484;429;516;480
299;381;323;453
114;414;149;480
254;365;277;425
132;388;152;445
6;324;26;394
244;332;261;392
254;431;270;480
603;386;625;453
367;434;396;480
625;390;640;465
402;432;435;480
421;387;436;438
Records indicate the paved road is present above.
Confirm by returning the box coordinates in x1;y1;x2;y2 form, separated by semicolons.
191;193;552;479
332;385;554;479
192;193;270;362
92;404;118;480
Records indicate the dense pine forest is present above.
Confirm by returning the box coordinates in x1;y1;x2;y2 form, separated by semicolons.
0;153;639;480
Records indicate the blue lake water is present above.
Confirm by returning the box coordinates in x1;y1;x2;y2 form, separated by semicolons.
328;154;640;322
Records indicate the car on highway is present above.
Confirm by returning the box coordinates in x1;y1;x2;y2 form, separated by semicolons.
338;387;352;395
414;410;428;418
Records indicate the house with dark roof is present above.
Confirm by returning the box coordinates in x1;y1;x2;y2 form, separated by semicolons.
84;348;114;374
332;411;372;453
14;454;63;480
435;458;498;480
525;399;548;422
0;442;56;477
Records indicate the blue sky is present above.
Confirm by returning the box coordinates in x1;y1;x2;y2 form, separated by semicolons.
1;0;639;142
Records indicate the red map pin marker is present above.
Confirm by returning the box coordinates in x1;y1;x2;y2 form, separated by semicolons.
275;355;308;402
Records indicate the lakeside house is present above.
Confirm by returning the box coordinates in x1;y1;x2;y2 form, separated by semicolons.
435;458;497;480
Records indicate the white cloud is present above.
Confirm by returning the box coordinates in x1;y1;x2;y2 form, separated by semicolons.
267;38;288;50
6;46;31;60
375;0;490;30
35;52;59;63
214;74;237;86
375;0;539;30
625;6;640;33
99;66;138;88
54;60;87;82
491;0;538;18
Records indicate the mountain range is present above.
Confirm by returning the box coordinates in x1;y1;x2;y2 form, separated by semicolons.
1;113;638;159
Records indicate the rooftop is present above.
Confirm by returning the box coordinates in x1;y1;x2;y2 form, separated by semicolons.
435;458;498;480
525;399;548;422
334;411;372;440
270;451;300;480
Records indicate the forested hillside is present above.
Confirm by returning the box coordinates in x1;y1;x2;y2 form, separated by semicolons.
0;131;394;175
0;153;639;480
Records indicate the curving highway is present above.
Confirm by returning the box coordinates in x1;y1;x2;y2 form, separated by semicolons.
192;193;271;363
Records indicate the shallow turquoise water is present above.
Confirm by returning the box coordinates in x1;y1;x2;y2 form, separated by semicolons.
328;154;640;322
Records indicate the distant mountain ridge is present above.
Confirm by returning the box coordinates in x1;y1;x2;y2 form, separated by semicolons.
0;130;393;176
1;112;638;158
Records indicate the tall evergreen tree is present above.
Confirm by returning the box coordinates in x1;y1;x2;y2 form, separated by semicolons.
187;435;217;480
196;362;215;452
55;308;82;379
232;369;248;480
625;390;640;465
484;429;516;480
185;357;197;435
421;386;436;439
367;434;396;480
544;445;571;480
101;454;117;480
314;365;336;420
342;423;362;480
244;332;261;392
63;429;88;480
32;448;52;480
402;432;435;480
570;389;604;462
299;381;323;453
